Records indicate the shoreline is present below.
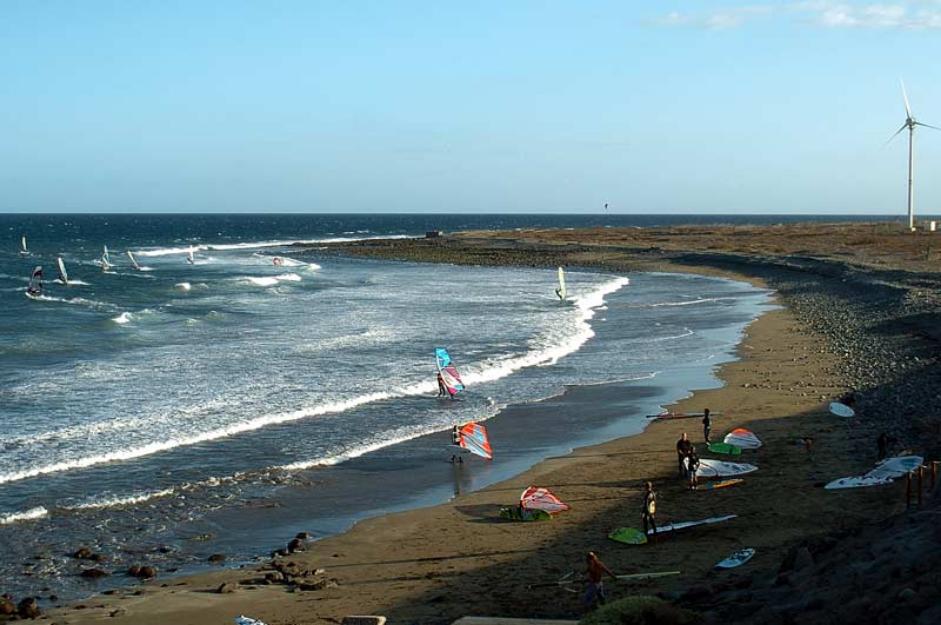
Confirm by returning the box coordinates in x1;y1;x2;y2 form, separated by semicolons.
46;225;941;624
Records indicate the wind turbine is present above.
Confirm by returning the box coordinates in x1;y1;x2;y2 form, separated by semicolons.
889;80;940;231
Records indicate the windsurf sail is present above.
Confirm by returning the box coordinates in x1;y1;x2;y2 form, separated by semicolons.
555;267;566;301
126;250;141;270
56;257;69;285
455;422;493;460
435;347;465;396
27;266;43;296
723;428;762;449
100;245;112;271
187;248;195;264
520;486;570;514
20;235;28;255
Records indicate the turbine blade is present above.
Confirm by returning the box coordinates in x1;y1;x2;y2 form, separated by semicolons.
886;122;908;145
901;79;913;119
914;121;941;131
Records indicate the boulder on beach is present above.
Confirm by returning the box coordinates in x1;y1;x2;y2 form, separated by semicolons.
17;597;41;619
0;596;15;615
80;568;110;579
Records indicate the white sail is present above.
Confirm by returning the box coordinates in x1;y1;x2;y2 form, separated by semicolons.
126;250;141;270
100;245;112;271
57;257;70;285
27;266;43;296
556;267;567;301
20;236;28;254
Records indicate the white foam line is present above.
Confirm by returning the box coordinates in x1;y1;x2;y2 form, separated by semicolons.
0;275;629;486
61;488;176;511
645;297;738;308
0;506;48;526
134;235;417;257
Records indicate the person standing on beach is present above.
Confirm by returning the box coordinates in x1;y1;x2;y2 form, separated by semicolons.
583;551;617;609
686;450;700;490
702;408;712;444
642;481;657;539
676;433;693;477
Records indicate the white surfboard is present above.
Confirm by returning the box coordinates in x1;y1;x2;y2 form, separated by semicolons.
829;402;855;418
649;514;737;535
865;456;923;480
716;548;755;569
696;459;758;478
825;476;893;490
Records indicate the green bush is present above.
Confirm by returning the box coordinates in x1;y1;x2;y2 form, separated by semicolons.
580;595;700;625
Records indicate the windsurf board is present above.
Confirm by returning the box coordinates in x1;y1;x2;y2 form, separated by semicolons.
707;442;742;456
829;401;855;418
715;548;755;569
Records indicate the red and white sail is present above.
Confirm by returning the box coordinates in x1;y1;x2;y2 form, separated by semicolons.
520;486;569;514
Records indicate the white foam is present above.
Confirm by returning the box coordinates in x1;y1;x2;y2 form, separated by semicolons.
61;488;175;511
0;506;48;526
241;273;301;287
28;294;115;310
175;282;192;291
646;297;737;308
112;312;133;324
134;235;417;257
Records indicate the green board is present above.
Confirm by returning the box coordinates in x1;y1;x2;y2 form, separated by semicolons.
608;527;648;545
707;442;742;456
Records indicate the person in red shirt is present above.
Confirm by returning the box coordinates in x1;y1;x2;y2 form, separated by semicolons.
583;551;617;609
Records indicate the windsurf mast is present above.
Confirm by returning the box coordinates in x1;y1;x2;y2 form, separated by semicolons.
555;267;566;302
100;246;112;271
126;250;141;270
57;257;70;285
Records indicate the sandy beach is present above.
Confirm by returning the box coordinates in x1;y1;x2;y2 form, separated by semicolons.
42;223;941;625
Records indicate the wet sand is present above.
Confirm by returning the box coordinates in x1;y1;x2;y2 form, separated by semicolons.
49;223;938;624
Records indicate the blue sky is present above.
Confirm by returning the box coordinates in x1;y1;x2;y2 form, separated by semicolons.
2;1;941;214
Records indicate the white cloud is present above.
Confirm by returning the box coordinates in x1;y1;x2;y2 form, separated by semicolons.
660;1;941;30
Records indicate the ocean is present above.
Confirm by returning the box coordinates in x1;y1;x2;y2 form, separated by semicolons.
0;213;783;599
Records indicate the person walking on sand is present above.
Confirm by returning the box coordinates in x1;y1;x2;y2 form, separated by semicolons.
642;481;657;540
702;408;712;444
676;432;693;478
583;551;617;609
686;449;701;490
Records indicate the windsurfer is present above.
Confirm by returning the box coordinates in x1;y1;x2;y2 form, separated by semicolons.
273;257;284;266
436;372;448;398
583;552;617;609
26;266;43;297
642;481;657;540
450;425;463;464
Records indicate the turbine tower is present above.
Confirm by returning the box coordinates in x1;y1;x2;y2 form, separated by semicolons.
889;80;939;231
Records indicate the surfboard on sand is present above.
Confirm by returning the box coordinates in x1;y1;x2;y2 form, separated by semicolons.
698;478;744;491
616;571;681;581
824;476;893;490
829;401;855;418
707;442;742;456
608;527;647;545
651;514;737;535
866;455;923;480
716;548;755;569
696;459;757;478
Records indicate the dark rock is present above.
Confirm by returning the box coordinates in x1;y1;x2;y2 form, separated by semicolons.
208;553;226;564
295;531;312;540
17;597;41;619
287;538;304;553
80;568;110;579
0;597;15;615
110;608;127;617
72;547;95;560
264;571;285;584
216;582;236;594
296;578;329;591
139;566;157;579
127;565;141;577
